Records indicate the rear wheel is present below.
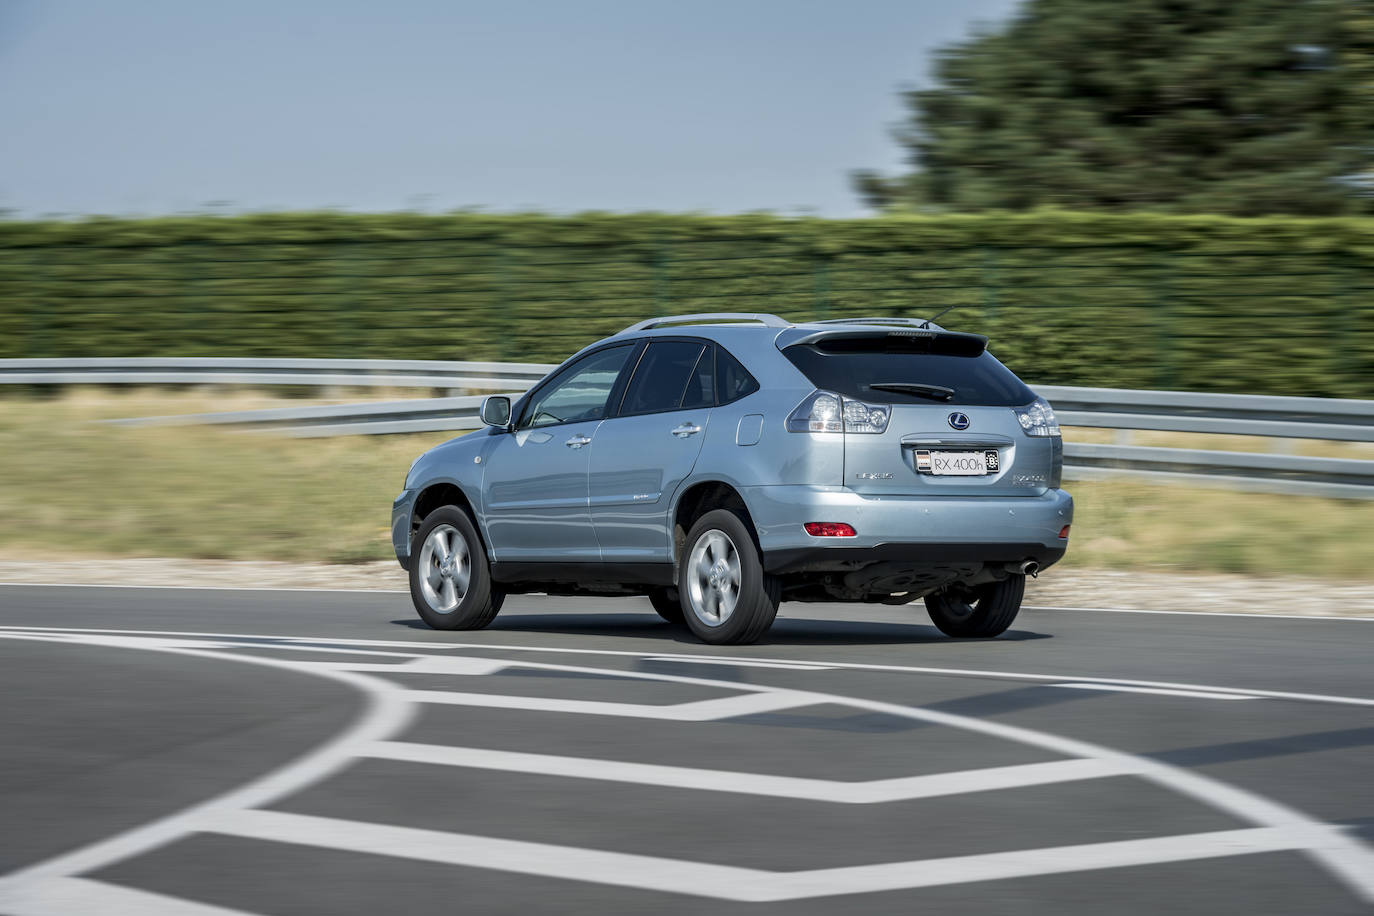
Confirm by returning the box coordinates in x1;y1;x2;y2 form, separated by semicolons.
924;575;1024;638
409;506;504;630
679;509;780;645
647;587;685;624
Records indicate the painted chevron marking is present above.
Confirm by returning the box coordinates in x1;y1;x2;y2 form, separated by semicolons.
362;741;1133;803
304;656;510;675
399;687;812;720
2;877;256;915
205;809;1314;903
1053;683;1257;701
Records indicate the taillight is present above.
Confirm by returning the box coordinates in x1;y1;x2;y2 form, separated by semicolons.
787;391;890;434
805;522;857;537
1058;525;1071;539
1014;396;1061;437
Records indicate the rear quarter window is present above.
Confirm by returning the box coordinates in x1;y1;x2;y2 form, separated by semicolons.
715;346;759;404
783;340;1033;407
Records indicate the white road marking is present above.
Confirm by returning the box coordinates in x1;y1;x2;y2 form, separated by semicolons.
0;626;1371;905
0;638;415;908
363;741;1133;802
641;655;836;670
1053;683;1258;701
204;809;1313;903
7;623;1368;708
303;655;510;675
1026;604;1374;622
2;877;256;915
400;687;813;720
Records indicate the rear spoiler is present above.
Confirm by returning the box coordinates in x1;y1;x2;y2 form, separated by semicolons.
779;327;989;357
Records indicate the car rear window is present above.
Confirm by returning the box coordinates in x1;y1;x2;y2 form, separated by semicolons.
783;337;1034;407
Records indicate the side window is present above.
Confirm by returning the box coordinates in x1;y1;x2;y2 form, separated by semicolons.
680;345;715;409
620;340;708;415
520;345;633;429
715;346;759;404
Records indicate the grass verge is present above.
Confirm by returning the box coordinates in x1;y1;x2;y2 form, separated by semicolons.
2;391;1370;578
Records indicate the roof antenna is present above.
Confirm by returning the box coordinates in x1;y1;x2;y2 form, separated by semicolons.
919;305;958;329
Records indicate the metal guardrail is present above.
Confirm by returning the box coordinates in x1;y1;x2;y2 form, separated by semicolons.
1031;385;1374;498
110;395;491;438
0;357;556;390
7;358;1371;498
1036;386;1374;443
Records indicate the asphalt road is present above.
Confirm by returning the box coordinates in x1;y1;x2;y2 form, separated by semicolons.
0;584;1371;914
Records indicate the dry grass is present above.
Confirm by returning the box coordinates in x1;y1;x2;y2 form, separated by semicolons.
1;390;1370;578
1055;479;1373;580
0;390;453;564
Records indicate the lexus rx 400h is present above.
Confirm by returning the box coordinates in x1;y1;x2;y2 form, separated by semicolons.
393;313;1072;645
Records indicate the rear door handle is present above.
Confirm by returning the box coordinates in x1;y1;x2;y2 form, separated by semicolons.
671;423;702;438
565;434;592;449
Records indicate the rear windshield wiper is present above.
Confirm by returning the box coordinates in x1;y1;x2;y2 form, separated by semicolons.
867;382;956;401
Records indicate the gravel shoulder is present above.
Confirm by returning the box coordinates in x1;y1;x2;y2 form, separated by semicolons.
1;556;1369;618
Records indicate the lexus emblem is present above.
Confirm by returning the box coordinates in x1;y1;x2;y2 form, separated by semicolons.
947;412;971;430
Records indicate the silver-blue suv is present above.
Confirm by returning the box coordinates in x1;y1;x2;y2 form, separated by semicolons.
392;314;1072;644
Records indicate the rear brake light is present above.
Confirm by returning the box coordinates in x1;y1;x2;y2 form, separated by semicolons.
805;522;857;537
1015;396;1061;437
1058;525;1071;539
787;391;889;434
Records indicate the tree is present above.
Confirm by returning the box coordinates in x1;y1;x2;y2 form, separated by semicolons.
855;0;1374;215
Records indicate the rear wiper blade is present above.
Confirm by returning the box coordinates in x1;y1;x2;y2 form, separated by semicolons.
867;382;955;401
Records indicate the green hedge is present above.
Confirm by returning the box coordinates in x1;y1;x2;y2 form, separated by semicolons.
2;211;1372;397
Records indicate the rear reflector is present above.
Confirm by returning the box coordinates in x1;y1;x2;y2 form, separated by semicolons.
805;522;857;537
1058;525;1071;539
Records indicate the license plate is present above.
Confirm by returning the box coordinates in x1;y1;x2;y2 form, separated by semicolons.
915;449;999;476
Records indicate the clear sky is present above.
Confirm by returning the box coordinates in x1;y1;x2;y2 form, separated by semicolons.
1;0;1020;219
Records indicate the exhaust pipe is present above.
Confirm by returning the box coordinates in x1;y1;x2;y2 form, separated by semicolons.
1017;560;1039;578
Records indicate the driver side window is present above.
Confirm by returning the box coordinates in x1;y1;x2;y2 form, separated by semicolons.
519;344;633;429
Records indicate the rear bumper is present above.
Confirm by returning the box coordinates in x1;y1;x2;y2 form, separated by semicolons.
741;485;1073;574
764;541;1067;575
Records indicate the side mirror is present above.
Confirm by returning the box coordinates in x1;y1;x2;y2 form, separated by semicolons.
479;395;512;429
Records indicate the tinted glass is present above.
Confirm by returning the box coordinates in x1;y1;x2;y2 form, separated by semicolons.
783;340;1032;407
521;345;633;428
681;346;715;409
715;346;759;404
620;340;707;415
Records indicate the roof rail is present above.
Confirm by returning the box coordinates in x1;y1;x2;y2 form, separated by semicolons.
621;312;790;333
812;317;933;327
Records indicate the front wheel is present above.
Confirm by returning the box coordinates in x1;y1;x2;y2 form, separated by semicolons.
924;575;1024;638
409;506;504;630
678;509;780;645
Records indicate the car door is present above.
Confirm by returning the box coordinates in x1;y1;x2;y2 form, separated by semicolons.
482;343;635;561
588;339;714;563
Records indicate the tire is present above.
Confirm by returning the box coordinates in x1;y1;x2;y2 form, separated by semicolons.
924;575;1025;638
678;509;780;645
408;506;504;630
647;587;685;624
